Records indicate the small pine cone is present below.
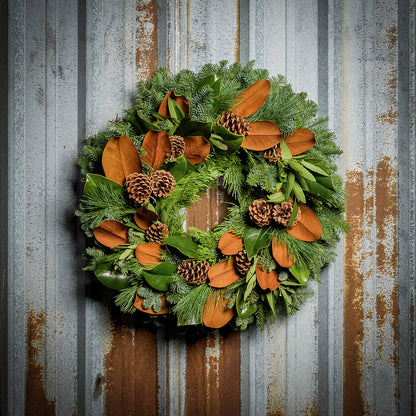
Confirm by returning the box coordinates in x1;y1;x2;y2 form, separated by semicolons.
249;199;273;227
218;111;251;136
125;172;152;204
234;250;253;277
263;145;282;163
272;201;302;227
145;222;169;244
150;170;176;198
167;135;186;160
177;260;210;285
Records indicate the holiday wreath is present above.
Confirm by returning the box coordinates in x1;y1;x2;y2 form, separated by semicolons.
77;61;348;330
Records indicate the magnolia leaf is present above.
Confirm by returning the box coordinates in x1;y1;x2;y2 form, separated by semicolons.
208;259;240;288
128;110;160;135
142;262;177;291
168;97;185;122
243;226;273;258
241;121;282;151
93;220;129;248
287;205;322;241
163;235;199;258
292;181;306;203
280;138;292;160
84;173;124;198
267;192;286;203
286;199;299;228
266;291;276;315
286;172;296;197
159;155;190;182
256;265;280;291
209;136;228;150
243;264;257;301
202;290;234;328
289;260;310;284
102;135;142;184
271;236;297;268
285;128;316;155
183;136;211;165
158;91;189;118
141;130;171;170
233;79;271;118
134;292;169;314
302;160;329;176
218;231;244;255
175;118;212;139
212;125;244;153
94;262;130;290
317;175;336;190
304;178;334;198
134;207;159;230
288;160;316;182
236;289;258;318
135;242;163;266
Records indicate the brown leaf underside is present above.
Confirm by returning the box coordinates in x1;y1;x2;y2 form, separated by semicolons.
158;91;189;118
256;266;281;291
93;220;129;248
134;207;159;230
134;293;169;314
271;237;296;268
218;231;244;255
208;259;240;288
184;136;211;164
287;204;322;241
233;79;271;118
135;242;162;266
141;131;171;170
202;291;234;328
285;128;316;155
241;121;282;151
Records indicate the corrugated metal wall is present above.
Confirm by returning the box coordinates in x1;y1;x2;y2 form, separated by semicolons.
1;0;415;415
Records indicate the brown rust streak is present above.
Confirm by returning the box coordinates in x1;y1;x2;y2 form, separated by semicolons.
235;0;241;62
105;323;158;415
375;157;398;366
25;310;56;416
343;170;365;416
136;0;158;80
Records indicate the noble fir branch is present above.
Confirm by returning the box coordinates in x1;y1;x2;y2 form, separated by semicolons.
235;315;255;331
246;158;279;193
114;285;139;314
137;287;163;313
167;275;192;305
221;154;246;200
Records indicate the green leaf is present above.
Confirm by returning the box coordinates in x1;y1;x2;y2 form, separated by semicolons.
289;260;310;284
266;292;276;315
212;125;244;153
163;235;200;258
316;175;336;190
286;172;295;197
304;178;334;198
243;226;273;258
280;286;293;305
244;262;257;301
142;262;176;291
267;192;286;203
288;160;316;182
292;181;306;203
84;173;124;198
280;280;305;286
236;288;258;318
159;155;192;182
168;97;185;122
286;199;298;228
175;118;213;139
209;135;228;150
127;110;161;135
94;262;130;290
197;74;222;96
150;111;167;120
302;160;329;176
280;138;292;160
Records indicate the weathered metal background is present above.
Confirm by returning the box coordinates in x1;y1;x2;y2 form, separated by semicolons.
1;0;415;414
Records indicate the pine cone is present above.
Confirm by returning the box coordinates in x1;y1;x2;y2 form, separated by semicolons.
218;111;251;136
263;145;282;163
125;172;152;204
177;260;210;285
272;202;301;227
150;170;176;198
145;222;169;244
234;250;253;277
167;135;186;160
248;199;272;227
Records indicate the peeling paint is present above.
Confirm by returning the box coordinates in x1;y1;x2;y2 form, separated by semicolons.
386;27;397;50
377;105;397;125
104;321;158;415
25;310;56;416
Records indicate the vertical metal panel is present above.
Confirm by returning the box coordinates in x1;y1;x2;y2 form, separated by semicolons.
2;0;416;415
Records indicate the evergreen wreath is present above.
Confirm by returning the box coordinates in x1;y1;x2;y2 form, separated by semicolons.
76;61;348;330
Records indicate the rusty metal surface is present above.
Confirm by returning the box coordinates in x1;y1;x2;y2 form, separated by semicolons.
1;0;415;415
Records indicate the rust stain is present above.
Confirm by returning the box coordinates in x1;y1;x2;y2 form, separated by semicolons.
303;401;319;415
235;0;241;62
25;310;56;416
104;322;158;415
343;170;365;416
267;410;285;416
136;0;158;81
377;105;396;125
411;302;415;415
375;156;398;367
386;27;397;50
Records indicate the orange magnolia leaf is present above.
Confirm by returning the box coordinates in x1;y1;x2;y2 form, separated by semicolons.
134;207;159;230
256;265;281;291
241;121;282;151
141;130;171;169
271;236;297;268
134;292;169;314
285;128;316;155
202;291;234;328
93;220;129;248
102;135;142;185
183;136;211;164
135;242;162;266
287;204;322;241
158;91;189;118
208;259;240;288
218;231;243;255
233;79;271;118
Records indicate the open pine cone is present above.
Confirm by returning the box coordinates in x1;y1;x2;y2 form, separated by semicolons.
272;202;301;227
263;145;282;163
150;170;176;198
218;111;251;136
234;250;253;277
248;199;272;227
177;260;210;285
125;172;152;204
145;222;169;244
167;135;186;160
